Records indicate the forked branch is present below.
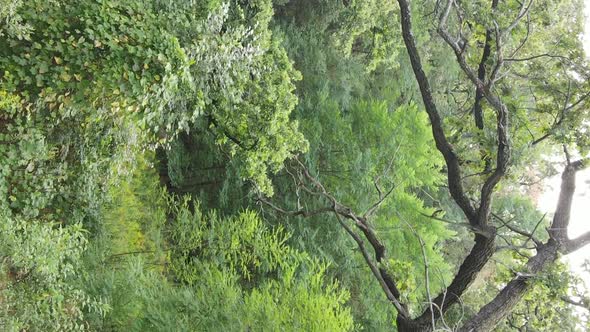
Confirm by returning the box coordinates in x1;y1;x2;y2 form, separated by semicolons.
258;159;410;318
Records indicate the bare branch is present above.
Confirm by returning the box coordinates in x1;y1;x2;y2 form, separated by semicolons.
502;0;534;36
436;1;511;227
531;87;590;146
487;20;503;87
364;184;395;218
548;159;588;246
505;53;573;63
257;196;334;218
492;212;543;247
508;11;531;58
263;158;410;318
421;211;494;237
334;214;409;316
458;240;559;331
495;244;536;253
438;1;485;91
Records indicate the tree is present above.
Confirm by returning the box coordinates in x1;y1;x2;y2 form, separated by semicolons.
0;0;308;329
396;0;590;329
2;0;589;330
259;0;590;330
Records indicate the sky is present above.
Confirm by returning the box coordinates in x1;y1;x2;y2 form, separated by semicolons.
537;0;590;311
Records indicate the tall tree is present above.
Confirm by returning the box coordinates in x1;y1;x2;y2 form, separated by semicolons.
388;0;589;329
262;0;590;330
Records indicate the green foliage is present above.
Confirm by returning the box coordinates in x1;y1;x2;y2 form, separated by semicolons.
71;150;353;331
1;0;306;199
0;214;107;331
0;0;186;103
0;0;32;40
244;260;354;332
0;0;308;329
275;0;402;72
2;0;589;330
78;154;169;330
167;201;354;331
0;0;171;223
146;1;307;195
83;189;354;331
169;200;295;283
100;151;168;257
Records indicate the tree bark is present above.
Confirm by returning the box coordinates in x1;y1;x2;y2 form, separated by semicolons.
459;241;559;331
396;316;433;332
416;234;496;324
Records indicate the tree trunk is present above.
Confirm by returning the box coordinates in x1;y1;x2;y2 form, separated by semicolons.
459;241;559;331
396;316;433;332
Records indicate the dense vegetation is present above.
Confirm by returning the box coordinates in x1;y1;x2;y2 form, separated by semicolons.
1;0;589;331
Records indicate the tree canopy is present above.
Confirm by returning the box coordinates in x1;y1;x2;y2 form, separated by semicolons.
1;0;589;331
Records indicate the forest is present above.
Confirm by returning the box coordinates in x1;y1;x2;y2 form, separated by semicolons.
1;0;590;331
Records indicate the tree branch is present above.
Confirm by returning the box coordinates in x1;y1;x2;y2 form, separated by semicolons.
505;53;572;63
437;0;511;227
561;295;590;310
397;1;503;327
398;0;478;225
458;240;559;331
334;213;409;316
459;159;589;330
531;90;590;146
564;231;590;254
261;158;410;318
493;212;543;247
472;0;498;130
